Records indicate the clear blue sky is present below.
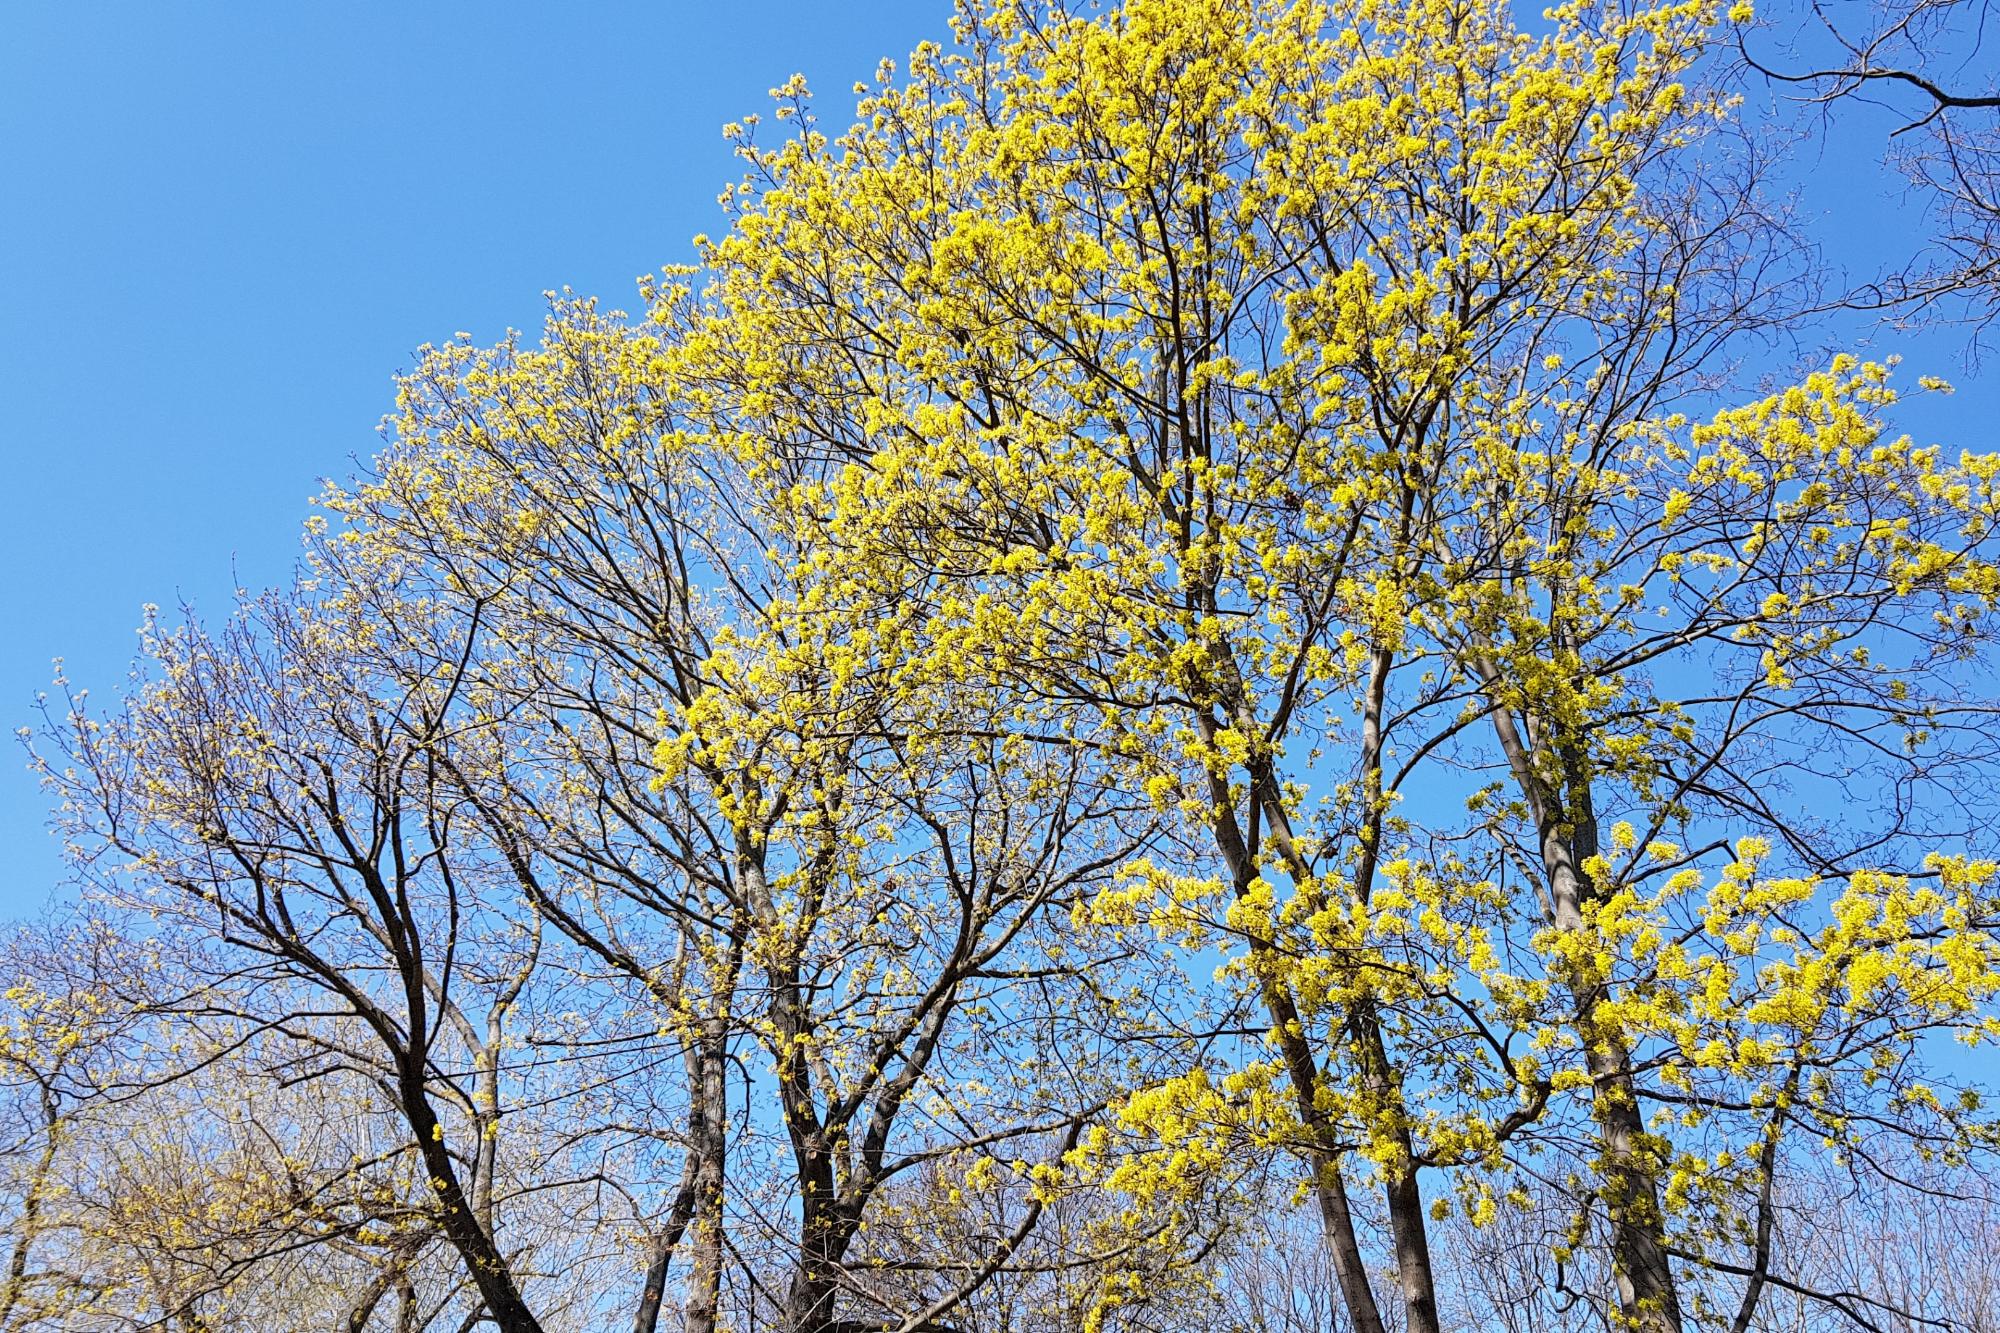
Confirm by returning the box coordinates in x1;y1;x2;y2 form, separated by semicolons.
0;3;1988;918
0;2;938;914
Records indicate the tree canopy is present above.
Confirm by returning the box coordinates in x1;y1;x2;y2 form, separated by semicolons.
11;0;2000;1331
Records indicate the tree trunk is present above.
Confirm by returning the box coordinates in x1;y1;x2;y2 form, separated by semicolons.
403;1076;546;1333
1547;777;1682;1333
783;1199;856;1333
631;1168;695;1333
682;1029;730;1333
1202;752;1390;1333
1359;1012;1443;1333
1483;687;1682;1333
1309;1152;1390;1333
1575;1008;1683;1333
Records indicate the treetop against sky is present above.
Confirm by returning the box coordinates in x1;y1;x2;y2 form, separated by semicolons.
0;0;936;914
4;2;2000;1332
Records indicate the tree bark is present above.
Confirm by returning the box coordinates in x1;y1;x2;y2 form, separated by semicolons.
631;1163;696;1333
682;1022;731;1333
402;1074;546;1333
1483;686;1683;1333
1199;739;1390;1333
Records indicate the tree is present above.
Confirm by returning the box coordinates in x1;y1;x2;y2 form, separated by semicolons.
0;914;489;1333
34;584;642;1333
0;919;134;1330
16;0;2000;1330
323;296;1216;1333
657;1;2000;1330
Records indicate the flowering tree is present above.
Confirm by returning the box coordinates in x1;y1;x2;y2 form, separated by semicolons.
661;0;2000;1329
16;1;2000;1331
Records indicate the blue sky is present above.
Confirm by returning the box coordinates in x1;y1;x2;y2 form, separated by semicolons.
0;2;938;915
1;2;1990;919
